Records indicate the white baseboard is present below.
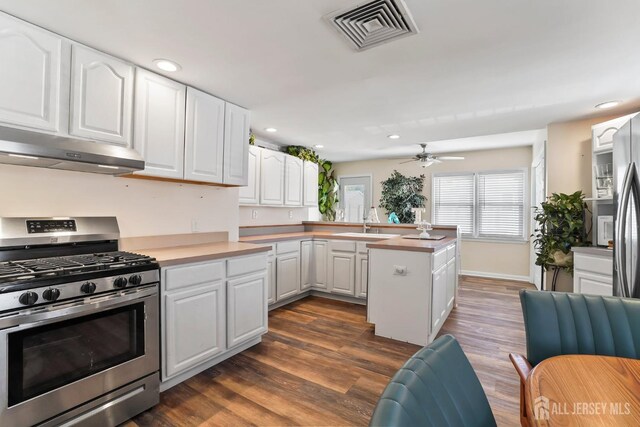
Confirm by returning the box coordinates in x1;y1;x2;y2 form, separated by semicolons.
460;269;532;283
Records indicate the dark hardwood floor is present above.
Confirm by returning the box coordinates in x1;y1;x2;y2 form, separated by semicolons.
126;276;534;426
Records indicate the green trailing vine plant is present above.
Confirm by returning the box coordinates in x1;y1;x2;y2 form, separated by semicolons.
379;170;426;223
532;191;591;274
286;146;339;221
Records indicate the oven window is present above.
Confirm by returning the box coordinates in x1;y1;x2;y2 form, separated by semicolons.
8;303;145;406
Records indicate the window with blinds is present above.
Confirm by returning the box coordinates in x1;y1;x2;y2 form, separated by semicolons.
432;170;526;240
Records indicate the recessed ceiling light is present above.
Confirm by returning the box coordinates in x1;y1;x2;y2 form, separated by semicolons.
153;59;181;72
388;134;400;139
595;100;621;110
265;127;277;133
314;144;324;149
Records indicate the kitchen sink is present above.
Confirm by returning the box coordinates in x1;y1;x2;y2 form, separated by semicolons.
332;232;400;239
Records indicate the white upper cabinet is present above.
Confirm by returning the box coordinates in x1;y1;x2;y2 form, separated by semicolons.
69;44;133;146
284;155;303;206
133;68;186;179
260;149;286;205
184;87;225;183
592;113;637;152
0;14;64;132
223;102;250;185
303;161;319;206
239;145;261;204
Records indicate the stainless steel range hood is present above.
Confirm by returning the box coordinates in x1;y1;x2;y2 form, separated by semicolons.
0;126;145;175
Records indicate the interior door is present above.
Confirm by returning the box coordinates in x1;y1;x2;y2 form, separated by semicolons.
339;175;372;223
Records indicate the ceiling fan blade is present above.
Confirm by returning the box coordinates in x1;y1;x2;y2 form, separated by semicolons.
399;159;418;164
436;156;465;160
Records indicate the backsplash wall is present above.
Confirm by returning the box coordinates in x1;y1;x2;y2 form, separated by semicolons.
0;164;240;240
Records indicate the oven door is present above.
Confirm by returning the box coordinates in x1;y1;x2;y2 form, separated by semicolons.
0;285;159;426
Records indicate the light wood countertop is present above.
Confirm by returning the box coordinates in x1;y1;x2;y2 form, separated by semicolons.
367;236;456;253
137;241;271;267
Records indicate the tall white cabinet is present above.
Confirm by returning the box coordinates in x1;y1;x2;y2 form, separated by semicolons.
133;68;186;179
69;45;134;146
184;87;225;183
260;149;286;205
0;13;65;133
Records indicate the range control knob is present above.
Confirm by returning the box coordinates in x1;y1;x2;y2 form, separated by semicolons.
81;282;97;294
42;288;61;301
19;291;38;306
113;277;128;288
129;274;143;285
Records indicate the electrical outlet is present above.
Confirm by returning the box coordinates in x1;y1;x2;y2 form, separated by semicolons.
252;209;258;219
288;210;293;219
191;219;199;232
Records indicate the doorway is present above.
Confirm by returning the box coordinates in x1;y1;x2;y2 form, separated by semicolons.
339;175;372;223
530;143;546;289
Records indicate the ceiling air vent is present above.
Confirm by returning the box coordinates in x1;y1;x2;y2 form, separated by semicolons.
325;0;419;51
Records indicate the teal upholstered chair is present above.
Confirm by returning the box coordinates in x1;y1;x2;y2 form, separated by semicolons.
509;289;640;425
370;335;496;427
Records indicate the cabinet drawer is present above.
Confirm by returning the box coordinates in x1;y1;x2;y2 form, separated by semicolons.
433;249;447;271
330;240;357;252
446;244;456;262
276;240;300;254
164;261;224;291
574;253;613;276
227;253;268;277
357;242;368;254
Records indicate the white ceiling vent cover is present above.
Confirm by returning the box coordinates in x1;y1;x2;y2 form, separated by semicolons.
325;0;419;51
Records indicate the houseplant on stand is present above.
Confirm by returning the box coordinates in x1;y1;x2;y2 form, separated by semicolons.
379;170;426;223
532;191;590;290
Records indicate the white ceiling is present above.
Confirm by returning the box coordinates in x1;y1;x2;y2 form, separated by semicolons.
2;0;639;161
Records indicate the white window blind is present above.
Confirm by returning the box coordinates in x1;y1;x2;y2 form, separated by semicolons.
432;170;526;241
477;171;525;239
432;174;474;235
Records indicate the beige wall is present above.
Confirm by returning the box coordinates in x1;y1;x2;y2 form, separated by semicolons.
0;164;240;240
333;146;533;280
239;206;318;226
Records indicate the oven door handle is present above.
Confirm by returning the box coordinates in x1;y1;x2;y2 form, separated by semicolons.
0;285;158;331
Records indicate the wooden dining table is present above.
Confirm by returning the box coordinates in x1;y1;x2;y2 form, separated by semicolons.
525;354;640;426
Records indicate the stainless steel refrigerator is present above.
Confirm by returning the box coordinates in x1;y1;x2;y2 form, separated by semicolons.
613;114;640;297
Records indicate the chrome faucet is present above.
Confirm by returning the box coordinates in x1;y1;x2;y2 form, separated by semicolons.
363;216;371;233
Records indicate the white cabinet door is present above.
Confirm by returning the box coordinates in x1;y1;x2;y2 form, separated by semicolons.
431;265;447;334
164;281;226;378
184;87;225;183
0;14;63;132
592;114;636;152
133;68;186;179
69;45;133;146
303;161;319;206
239;145;261;204
267;254;276;305
329;251;356;296
284;155;303;206
227;271;267;348
313;241;328;289
356;254;368;298
223;102;250;185
276;251;300;300
260;149;286;205
301;240;313;291
446;259;456;310
574;270;613;296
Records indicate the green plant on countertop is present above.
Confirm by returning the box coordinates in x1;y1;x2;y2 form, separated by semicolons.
532;191;591;274
286;146;339;221
379;170;426;224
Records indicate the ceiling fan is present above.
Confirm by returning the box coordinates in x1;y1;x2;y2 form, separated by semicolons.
400;144;465;168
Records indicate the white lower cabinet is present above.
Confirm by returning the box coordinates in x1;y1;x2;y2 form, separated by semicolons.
161;254;268;384
446;258;456;310
227;272;268;348
313;241;328;290
328;249;356;296
356;255;368;298
431;264;447;334
574;271;612;296
267;252;276;305
572;251;613;296
301;240;313;291
276;250;301;300
164;281;226;378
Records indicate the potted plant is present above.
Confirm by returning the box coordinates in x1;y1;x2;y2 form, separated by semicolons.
532;191;590;274
379;170;426;223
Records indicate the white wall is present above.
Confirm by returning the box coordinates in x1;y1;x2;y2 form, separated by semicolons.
238;206;311;226
0;164;240;240
333;146;533;280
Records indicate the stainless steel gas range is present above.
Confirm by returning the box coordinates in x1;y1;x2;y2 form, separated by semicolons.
0;217;159;426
